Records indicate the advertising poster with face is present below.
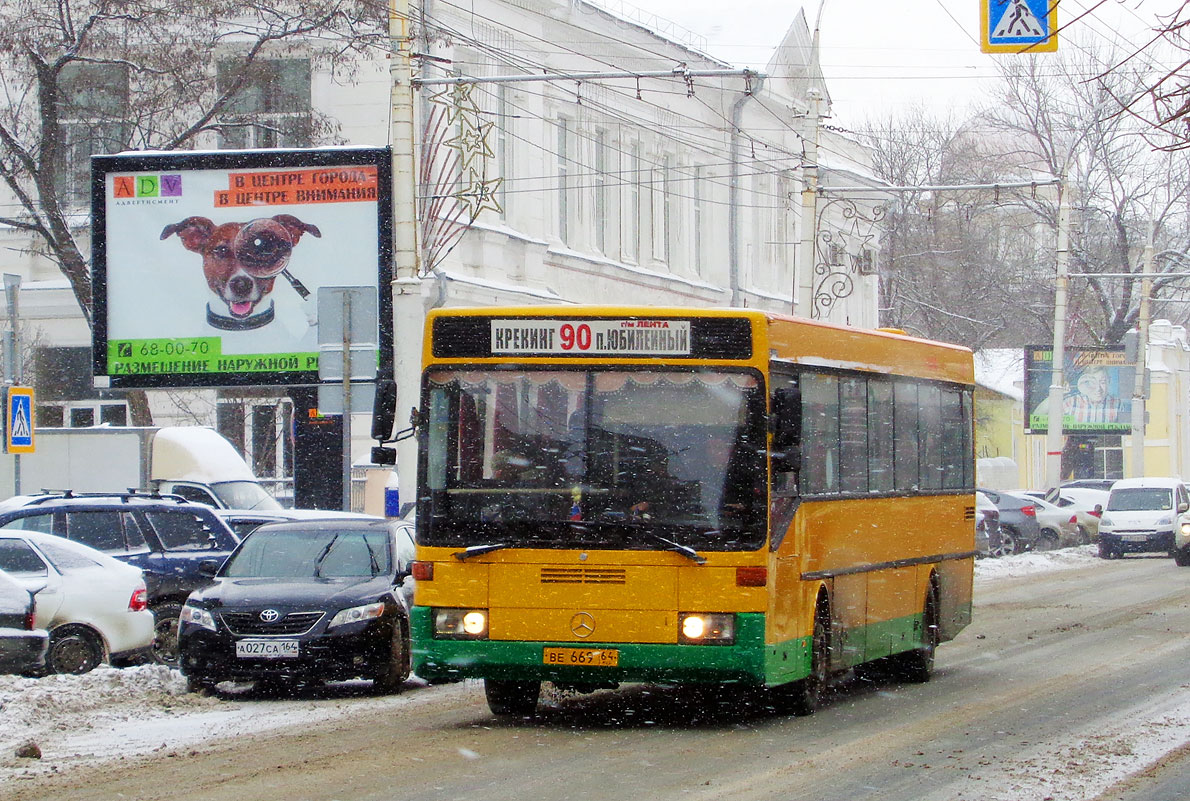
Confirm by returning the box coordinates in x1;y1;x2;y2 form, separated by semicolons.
92;148;392;388
1024;346;1135;434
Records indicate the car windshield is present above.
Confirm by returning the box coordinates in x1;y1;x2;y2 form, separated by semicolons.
422;368;766;551
1107;487;1173;512
223;528;391;578
212;481;283;511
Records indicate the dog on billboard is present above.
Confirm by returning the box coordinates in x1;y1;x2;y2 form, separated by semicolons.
161;214;321;331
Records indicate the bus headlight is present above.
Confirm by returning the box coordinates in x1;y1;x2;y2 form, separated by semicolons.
433;608;488;639
679;613;735;645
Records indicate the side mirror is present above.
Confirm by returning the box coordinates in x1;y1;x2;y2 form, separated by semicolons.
197;559;221;578
1179;501;1189;514
371;378;398;441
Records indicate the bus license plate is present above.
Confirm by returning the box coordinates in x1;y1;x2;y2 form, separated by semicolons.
543;647;619;667
236;639;299;659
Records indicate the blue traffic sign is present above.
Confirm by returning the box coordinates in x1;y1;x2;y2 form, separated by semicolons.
981;0;1058;54
6;386;34;453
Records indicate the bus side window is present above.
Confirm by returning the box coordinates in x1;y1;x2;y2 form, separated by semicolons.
771;378;800;492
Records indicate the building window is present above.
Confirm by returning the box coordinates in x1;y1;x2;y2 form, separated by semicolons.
651;164;666;262
557;118;571;244
595;130;608;254
56;62;130;208
693;166;704;277
216;59;312;149
218;399;293;487
496;81;513;217
626;143;641;263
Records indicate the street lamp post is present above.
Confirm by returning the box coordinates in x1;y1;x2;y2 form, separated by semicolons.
1131;225;1154;477
1044;178;1070;490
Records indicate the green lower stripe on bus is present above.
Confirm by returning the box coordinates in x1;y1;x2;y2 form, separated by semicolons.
412;608;785;686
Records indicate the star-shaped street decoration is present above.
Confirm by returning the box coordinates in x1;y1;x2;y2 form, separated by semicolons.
443;119;496;170
455;168;504;219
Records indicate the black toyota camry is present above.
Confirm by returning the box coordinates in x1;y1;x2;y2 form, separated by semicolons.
177;518;416;694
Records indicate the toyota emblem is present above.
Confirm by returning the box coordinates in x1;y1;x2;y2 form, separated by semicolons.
259;609;281;623
570;612;596;638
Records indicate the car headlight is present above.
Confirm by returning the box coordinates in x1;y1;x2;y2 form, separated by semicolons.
679;613;735;645
433;608;488;639
1157;515;1174;527
180;604;217;633
328;601;386;630
1099;515;1113;528
1181;521;1190;536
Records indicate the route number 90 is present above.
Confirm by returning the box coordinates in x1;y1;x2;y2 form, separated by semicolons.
559;323;592;351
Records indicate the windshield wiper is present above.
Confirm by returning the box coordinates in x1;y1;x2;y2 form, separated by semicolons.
453;542;511;561
312;534;340;577
633;528;706;565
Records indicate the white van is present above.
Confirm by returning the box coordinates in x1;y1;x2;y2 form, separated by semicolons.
1097;477;1187;559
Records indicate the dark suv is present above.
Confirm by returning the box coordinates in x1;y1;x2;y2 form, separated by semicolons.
0;492;239;664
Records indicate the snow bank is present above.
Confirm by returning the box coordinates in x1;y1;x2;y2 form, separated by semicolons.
974;543;1102;581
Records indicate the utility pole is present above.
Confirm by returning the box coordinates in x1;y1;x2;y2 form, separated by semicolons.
1044;175;1070;490
1131;222;1154;477
797;88;821;317
3;274;21;496
390;0;422;514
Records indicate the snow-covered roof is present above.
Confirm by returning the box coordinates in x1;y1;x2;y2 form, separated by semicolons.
974;348;1024;402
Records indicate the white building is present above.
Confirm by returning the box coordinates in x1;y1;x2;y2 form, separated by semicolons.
0;0;883;506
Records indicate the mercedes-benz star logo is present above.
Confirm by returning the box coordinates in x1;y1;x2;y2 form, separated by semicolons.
259;609;281;623
570;612;596;638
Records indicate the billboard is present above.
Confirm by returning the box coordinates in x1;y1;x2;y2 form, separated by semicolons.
1024;347;1134;434
91;147;393;388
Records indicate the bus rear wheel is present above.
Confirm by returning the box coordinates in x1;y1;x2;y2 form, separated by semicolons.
484;679;540;717
891;587;938;683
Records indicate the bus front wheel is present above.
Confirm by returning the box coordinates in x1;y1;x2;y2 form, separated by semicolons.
485;679;540;717
781;606;829;716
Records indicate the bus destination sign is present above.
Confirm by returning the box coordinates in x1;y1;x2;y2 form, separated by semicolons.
491;319;692;356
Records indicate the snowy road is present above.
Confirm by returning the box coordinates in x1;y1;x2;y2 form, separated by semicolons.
1;546;1188;801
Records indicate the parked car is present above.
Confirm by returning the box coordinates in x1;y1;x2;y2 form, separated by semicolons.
214;509;382;540
1027;495;1081;549
1097;477;1188;559
974;491;1001;557
1060;479;1117;492
1041;487;1108;543
0;568;48;674
0;491;240;665
0;530;154;673
977;489;1042;555
178;518;416;694
1175;513;1190;567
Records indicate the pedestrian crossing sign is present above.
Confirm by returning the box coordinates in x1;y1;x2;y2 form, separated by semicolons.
981;0;1058;54
6;386;34;454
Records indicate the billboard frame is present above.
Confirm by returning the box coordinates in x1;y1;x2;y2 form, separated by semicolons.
1024;345;1134;435
91;146;393;389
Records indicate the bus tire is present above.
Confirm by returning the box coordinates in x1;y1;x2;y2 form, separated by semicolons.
785;602;830;716
485;679;540;717
892;585;938;684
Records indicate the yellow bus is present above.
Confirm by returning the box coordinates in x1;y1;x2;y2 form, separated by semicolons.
410;306;975;716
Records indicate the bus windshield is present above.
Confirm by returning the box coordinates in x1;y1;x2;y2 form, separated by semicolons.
422;369;766;551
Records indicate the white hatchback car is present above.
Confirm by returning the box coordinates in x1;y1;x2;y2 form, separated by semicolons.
0;530;155;673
